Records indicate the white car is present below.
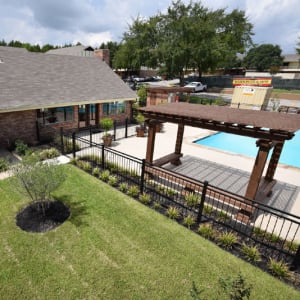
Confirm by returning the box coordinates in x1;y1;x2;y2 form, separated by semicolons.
184;81;207;92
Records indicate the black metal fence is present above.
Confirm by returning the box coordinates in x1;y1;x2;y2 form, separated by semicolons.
58;131;300;270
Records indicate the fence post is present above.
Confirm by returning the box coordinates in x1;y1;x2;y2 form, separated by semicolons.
125;118;128;138
101;144;105;169
197;180;208;224
291;245;300;270
140;159;146;194
60;127;64;154
89;125;92;147
72;132;76;159
113;120;117;141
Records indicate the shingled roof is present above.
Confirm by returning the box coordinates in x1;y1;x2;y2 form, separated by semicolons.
0;46;136;112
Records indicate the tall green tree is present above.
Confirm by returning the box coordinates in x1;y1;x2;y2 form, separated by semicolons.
217;9;253;68
113;15;159;73
243;44;284;71
114;0;253;84
155;0;194;84
189;7;224;78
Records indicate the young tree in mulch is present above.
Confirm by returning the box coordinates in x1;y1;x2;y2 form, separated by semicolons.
12;155;70;233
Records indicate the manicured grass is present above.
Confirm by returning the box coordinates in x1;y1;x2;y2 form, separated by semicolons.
272;88;300;95
0;165;299;299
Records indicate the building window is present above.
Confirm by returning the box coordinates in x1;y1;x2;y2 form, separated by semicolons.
37;106;74;124
103;102;125;116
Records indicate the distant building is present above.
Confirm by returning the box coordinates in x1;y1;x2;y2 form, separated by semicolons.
281;54;300;72
47;45;110;66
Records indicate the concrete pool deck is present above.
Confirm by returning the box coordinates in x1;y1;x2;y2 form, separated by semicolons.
110;122;300;217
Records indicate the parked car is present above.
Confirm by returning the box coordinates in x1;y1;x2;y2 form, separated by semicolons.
184;81;207;92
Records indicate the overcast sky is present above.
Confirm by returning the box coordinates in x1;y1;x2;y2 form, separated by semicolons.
0;0;299;54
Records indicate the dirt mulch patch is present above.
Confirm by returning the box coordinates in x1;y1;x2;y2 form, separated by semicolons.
16;200;70;233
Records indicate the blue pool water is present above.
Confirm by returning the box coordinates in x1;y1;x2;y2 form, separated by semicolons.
194;131;300;168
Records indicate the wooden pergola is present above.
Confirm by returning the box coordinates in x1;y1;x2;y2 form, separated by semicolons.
139;102;300;202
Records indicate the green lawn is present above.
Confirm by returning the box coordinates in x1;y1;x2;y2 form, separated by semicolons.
272;88;300;95
0;164;299;299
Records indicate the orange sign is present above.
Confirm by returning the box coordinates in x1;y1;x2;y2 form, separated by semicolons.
232;77;272;87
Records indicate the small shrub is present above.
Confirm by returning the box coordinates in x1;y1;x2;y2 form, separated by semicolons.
139;193;151;204
69;158;78;165
241;243;261;263
127;185;140;197
185;192;200;208
284;240;299;253
252;227;266;238
39;148;60;160
153;201;161;210
92;167;101;177
166;188;177;197
108;175;118;186
219;273;252;300
217;210;230;222
183;215;195;229
100;170;110;182
217;231;238;249
265;232;282;243
155;184;166;193
0;158;9;172
119;182;128;193
203;204;213;215
268;258;290;278
198;223;216;239
77;160;92;172
14;140;29;156
166;206;180;220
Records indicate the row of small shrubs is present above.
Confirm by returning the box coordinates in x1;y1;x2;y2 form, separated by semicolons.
90;166;141;197
252;227;299;253
197;223;291;279
165;207;291;278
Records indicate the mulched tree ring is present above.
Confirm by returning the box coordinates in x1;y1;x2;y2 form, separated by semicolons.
16;200;70;233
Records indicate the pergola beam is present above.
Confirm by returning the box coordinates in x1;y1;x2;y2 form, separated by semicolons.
142;112;293;141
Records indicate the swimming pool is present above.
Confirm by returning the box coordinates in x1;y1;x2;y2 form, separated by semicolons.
194;130;300;168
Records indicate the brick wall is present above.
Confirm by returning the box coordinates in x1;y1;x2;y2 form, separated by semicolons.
94;49;110;66
0;110;37;147
0;103;134;148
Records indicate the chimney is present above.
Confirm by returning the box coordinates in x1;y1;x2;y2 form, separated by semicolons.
94;49;110;66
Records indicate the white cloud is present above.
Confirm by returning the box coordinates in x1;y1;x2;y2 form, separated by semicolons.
0;0;299;53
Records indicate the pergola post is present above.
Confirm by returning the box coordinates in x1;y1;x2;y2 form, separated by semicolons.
245;139;273;200
265;141;284;181
175;123;185;155
145;120;157;164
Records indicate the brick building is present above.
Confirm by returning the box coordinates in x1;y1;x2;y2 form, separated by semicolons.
0;46;136;147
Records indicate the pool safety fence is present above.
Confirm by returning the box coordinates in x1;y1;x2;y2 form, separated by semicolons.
59;131;300;270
